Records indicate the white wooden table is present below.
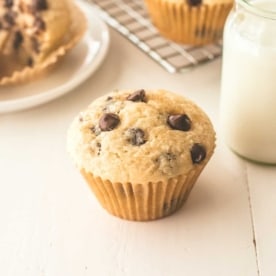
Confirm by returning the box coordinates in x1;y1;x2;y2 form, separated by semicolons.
1;26;276;276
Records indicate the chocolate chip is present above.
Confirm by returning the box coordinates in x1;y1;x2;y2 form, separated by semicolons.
167;114;191;131
106;96;113;101
27;57;33;67
4;0;13;8
187;0;202;6
31;37;40;53
34;17;46;32
96;142;101;156
126;128;146;146
99;113;120;131
13;31;23;50
190;144;206;164
32;0;48;11
127;89;146;102
4;12;14;26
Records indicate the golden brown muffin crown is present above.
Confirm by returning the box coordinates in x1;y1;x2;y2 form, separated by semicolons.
67;89;216;184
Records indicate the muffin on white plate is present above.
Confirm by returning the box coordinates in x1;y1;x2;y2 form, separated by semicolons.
67;89;216;221
0;0;86;85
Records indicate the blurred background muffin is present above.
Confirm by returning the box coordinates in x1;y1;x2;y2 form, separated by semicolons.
144;0;233;45
0;0;86;85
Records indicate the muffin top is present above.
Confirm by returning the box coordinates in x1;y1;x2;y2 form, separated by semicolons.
67;89;216;184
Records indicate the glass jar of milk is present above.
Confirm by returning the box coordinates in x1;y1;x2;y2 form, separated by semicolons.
220;0;276;164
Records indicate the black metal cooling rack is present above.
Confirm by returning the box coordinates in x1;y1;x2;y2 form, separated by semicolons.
88;0;222;73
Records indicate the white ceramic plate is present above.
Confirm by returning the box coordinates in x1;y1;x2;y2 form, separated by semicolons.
0;0;110;114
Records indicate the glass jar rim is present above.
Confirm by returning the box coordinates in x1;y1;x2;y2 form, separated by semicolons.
237;0;276;19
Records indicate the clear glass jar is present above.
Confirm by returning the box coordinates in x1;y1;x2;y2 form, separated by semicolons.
220;0;276;164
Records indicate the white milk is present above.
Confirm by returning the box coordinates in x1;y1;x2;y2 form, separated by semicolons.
220;0;276;164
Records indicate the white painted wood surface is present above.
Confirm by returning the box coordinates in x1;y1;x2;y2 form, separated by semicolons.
1;27;275;276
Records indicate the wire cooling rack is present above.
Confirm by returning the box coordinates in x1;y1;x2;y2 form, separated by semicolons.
88;0;223;73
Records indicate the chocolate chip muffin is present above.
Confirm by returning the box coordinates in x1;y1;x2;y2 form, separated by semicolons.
144;0;233;45
0;0;86;84
67;89;216;221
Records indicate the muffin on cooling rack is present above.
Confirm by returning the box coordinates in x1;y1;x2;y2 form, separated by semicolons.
67;89;216;221
144;0;233;45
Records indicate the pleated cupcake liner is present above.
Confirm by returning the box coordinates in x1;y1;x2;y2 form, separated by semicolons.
144;0;233;45
81;167;205;221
